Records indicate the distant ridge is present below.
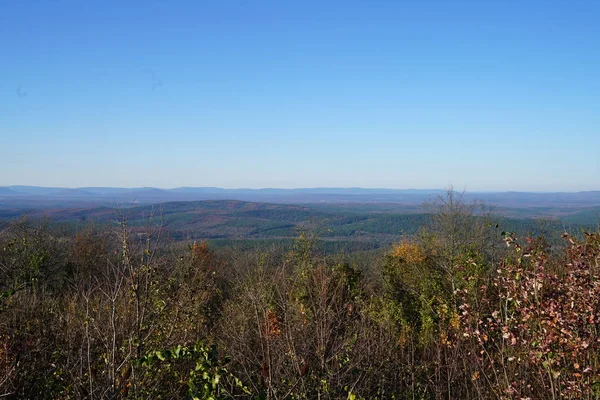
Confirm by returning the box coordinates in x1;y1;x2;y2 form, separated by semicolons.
1;186;599;213
0;187;19;196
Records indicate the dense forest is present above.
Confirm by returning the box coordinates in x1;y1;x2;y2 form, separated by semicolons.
0;198;591;254
1;192;599;399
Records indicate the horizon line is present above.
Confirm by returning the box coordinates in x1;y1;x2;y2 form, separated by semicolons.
2;185;599;194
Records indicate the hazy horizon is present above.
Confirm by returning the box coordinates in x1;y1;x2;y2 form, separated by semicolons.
1;184;599;194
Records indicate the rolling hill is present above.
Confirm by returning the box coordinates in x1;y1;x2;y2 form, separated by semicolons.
1;199;594;254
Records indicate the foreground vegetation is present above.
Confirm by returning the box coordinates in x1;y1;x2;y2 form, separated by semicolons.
1;193;599;399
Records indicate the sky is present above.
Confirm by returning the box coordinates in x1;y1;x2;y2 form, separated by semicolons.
1;0;599;191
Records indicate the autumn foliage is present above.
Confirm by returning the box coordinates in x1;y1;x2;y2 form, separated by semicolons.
0;203;599;399
458;232;600;399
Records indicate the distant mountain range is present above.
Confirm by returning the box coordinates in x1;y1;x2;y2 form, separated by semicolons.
0;186;445;207
0;186;599;220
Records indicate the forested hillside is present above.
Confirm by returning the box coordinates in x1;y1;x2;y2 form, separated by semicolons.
1;193;600;399
0;199;592;256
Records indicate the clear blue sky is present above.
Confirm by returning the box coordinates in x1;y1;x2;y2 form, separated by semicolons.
1;0;598;191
